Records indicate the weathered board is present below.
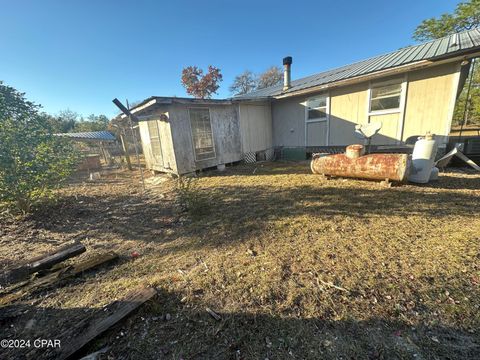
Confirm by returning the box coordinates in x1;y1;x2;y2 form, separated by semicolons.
0;252;118;305
55;286;157;360
1;243;86;285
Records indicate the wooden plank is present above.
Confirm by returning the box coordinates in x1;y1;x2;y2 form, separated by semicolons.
56;286;156;360
0;252;118;305
2;243;86;285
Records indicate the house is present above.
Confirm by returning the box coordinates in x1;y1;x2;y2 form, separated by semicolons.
123;28;480;175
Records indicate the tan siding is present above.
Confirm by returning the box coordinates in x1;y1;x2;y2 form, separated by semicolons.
403;62;460;144
238;102;272;153
329;83;369;145
271;61;461;147
369;113;401;145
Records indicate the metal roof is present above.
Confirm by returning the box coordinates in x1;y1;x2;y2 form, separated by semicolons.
55;131;116;142
234;28;480;100
119;96;233;119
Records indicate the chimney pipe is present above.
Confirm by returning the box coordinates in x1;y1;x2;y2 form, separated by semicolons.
283;56;292;91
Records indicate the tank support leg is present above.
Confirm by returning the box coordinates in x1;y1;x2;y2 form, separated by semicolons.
380;178;392;188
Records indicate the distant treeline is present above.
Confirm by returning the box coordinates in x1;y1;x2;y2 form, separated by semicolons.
452;60;480;127
42;109;110;133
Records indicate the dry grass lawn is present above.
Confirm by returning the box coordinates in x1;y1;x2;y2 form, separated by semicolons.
1;162;479;359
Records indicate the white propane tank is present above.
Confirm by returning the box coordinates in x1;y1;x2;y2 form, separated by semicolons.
429;166;439;181
408;133;438;184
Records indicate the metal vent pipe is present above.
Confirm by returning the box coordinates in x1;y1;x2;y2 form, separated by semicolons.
283;56;292;91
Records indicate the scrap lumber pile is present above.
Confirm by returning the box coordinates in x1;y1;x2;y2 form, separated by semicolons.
26;285;156;360
1;242;86;285
0;243;157;360
0;242;117;306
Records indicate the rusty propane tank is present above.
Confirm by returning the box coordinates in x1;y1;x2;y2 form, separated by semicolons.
345;144;365;159
311;146;410;182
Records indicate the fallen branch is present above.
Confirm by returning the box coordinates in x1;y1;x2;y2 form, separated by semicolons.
317;278;349;293
206;307;222;321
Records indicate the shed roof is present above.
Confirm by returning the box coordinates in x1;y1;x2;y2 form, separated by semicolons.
118;96;233;119
55;131;116;142
234;28;480;100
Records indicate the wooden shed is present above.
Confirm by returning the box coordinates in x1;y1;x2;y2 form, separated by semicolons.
126;97;243;175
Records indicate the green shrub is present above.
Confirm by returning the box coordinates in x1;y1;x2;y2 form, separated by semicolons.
176;176;210;218
0;82;79;213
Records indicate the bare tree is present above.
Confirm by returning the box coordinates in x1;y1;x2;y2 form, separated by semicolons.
229;70;257;95
257;66;283;89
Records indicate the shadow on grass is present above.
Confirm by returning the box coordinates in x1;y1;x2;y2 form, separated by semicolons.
164;182;480;250
1;287;478;360
8;174;479;252
423;173;480;191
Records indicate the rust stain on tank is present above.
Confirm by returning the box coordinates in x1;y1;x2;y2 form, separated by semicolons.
311;153;411;182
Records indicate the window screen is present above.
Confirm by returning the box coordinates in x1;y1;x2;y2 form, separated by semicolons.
189;108;215;161
370;83;402;112
307;96;327;120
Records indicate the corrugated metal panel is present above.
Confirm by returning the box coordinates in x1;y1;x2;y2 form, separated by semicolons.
235;28;480;100
55;131;116;142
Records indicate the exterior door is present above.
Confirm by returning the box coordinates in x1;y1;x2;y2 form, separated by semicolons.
305;95;329;146
147;120;164;167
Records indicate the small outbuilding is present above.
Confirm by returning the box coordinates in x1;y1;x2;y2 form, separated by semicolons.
122;97;272;175
55;130;118;169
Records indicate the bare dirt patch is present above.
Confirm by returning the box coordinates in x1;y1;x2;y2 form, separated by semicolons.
1;163;479;359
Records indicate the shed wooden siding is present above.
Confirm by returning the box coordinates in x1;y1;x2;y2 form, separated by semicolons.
157;116;176;172
238;102;273;153
138;121;152;164
138;110;177;174
169;103;242;174
272;61;461;147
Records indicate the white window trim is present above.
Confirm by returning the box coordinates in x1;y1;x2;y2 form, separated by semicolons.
305;93;330;146
367;78;406;116
366;75;408;144
188;107;217;162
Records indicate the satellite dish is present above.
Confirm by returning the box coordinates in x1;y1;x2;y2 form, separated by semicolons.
355;122;382;139
354;122;382;154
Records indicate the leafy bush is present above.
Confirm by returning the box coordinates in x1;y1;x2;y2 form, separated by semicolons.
0;82;79;213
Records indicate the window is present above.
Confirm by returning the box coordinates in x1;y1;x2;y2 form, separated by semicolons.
307;96;327;120
189;108;215;161
369;83;402;112
147;120;163;163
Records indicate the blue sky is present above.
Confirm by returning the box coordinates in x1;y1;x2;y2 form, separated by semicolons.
0;0;460;118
